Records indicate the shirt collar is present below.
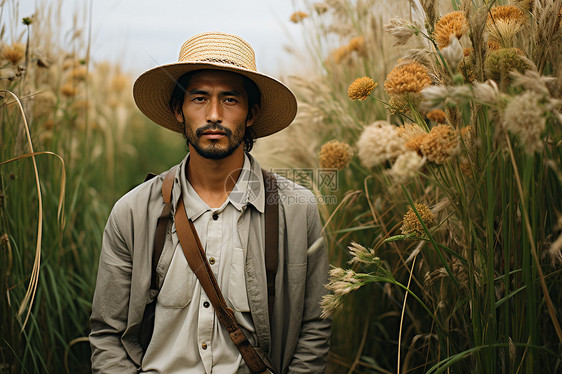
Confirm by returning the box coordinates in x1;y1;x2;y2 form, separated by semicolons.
226;153;264;213
177;152;265;220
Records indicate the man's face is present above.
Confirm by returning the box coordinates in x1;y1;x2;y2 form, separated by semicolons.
175;70;256;160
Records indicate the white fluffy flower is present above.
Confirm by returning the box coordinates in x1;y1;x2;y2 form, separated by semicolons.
472;80;501;105
441;35;463;69
503;91;546;153
388;151;426;183
357;121;405;168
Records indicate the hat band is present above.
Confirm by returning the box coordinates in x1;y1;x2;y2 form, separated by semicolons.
195;57;248;69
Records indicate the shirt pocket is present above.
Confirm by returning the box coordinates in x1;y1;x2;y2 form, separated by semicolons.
228;247;251;312
157;247;195;309
286;263;307;285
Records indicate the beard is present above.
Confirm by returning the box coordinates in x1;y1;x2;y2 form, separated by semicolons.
184;122;245;160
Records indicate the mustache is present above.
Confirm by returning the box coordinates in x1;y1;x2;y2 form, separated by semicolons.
195;123;233;138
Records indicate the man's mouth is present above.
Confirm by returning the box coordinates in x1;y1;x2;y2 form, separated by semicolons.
196;124;232;139
202;130;227;139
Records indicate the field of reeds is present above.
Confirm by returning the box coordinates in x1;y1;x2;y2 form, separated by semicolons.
265;0;561;372
1;0;561;373
0;1;185;372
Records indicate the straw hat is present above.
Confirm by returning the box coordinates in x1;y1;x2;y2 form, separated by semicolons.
133;31;298;138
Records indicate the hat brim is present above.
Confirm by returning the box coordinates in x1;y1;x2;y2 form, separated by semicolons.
133;61;297;138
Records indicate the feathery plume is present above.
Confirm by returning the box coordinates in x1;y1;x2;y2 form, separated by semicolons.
441;36;463;69
503;91;546;153
384;17;419;46
1;43;25;65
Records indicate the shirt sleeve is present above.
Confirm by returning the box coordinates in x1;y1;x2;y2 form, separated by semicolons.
89;206;138;373
286;201;332;373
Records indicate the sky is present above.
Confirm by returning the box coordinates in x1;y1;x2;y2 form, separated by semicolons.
12;0;307;76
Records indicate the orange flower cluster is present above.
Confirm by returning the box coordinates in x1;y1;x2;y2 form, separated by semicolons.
331;36;365;63
488;5;526;25
384;62;431;95
348;76;377;100
487;5;527;42
290;11;309;23
319;140;354;170
434;11;468;49
419;125;460;164
401;203;436;236
426;109;447;123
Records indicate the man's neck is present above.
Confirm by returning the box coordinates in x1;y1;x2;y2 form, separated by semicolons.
186;146;245;208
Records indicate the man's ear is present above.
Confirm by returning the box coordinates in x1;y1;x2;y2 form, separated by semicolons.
246;104;259;127
174;108;184;124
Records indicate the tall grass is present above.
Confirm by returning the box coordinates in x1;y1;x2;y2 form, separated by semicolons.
265;0;562;372
0;1;184;372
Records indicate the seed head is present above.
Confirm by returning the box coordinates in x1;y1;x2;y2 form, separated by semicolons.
441;35;463;68
384;62;431;95
319;140;354;170
348;76;377;101
397;122;427;141
347;37;365;53
357;121;404;168
384;17;418;46
388;92;422;115
1;43;25;65
484;48;534;87
434;11;469;49
487;5;527;43
426;109;447;123
110;74;130;92
313;2;329;15
503;91;545;153
69;66;88;81
32;90;57;118
419;125;461;164
398;122;428;155
61;82;78;97
401;203;436;236
290;11;308;23
388;151;426;184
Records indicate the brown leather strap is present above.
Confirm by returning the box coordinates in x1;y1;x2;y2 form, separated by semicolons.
262;169;279;326
175;198;269;373
150;166;177;290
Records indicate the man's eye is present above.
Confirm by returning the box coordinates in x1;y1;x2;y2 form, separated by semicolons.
192;97;205;102
224;98;238;103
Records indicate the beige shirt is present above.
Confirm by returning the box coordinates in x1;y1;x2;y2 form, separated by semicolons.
141;154;257;373
90;152;331;374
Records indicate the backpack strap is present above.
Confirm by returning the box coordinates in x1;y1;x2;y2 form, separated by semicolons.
261;169;279;326
150;166;177;291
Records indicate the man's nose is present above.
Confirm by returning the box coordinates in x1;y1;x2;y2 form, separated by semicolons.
206;98;222;123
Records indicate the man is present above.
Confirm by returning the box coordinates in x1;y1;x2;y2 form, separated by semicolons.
89;32;331;373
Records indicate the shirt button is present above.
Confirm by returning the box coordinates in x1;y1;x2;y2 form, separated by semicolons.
212;213;219;220
203;301;210;308
209;257;216;265
201;342;208;350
